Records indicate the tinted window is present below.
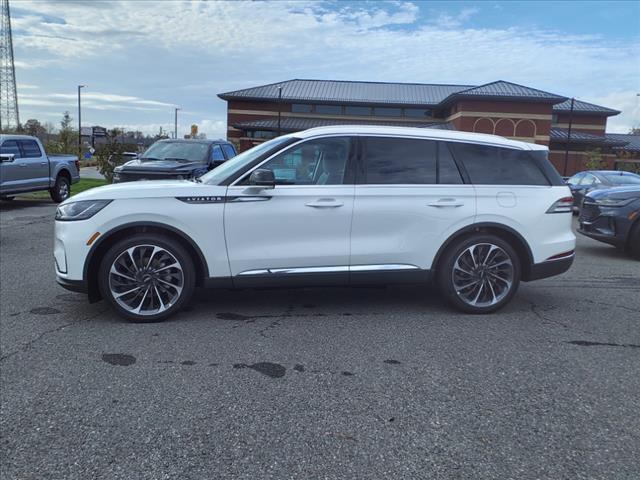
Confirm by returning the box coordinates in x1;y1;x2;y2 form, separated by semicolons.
450;143;550;186
292;104;312;113
363;137;436;184
438;142;463;184
221;144;236;159
1;140;21;158
315;105;341;115
603;173;640;185
374;107;401;117
211;145;225;161
405;108;432;118
345;106;371;116
567;173;584;186
19;140;42;158
250;137;350;185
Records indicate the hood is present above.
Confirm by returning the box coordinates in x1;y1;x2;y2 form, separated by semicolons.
66;180;228;202
586;185;640;201
116;158;206;172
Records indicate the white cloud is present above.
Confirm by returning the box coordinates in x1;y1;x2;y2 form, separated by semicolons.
10;0;640;137
589;91;640;134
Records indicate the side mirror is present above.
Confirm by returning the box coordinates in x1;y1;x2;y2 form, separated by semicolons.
0;153;15;163
249;169;275;189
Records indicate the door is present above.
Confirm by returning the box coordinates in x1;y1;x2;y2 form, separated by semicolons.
350;137;476;277
224;136;355;285
0;139;49;193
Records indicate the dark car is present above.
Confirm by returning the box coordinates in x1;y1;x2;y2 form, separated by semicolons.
578;185;640;260
566;170;640;212
112;139;237;183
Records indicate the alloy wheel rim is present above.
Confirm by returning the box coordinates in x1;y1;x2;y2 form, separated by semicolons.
452;243;514;308
59;182;69;199
109;244;184;315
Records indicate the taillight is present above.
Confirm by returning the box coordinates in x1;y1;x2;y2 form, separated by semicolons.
75;160;80;171
546;196;573;213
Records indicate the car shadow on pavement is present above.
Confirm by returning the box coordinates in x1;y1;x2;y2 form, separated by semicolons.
0;198;55;211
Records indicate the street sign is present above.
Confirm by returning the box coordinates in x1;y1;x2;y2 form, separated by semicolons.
92;126;107;137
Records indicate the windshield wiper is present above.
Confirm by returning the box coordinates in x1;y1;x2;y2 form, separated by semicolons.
163;157;193;163
140;156;162;161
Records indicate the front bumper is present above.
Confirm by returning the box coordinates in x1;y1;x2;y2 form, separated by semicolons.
578;201;627;248
56;276;87;294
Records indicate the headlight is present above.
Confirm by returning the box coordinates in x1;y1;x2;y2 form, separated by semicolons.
55;200;111;221
594;197;636;207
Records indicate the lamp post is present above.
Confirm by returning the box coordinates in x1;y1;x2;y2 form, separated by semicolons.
562;97;575;176
277;86;282;137
174;107;181;139
78;85;86;160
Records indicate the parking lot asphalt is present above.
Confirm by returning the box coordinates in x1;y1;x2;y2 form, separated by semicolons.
1;198;639;480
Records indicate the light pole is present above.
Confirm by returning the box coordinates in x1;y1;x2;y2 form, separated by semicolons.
277;86;282;137
562;97;575;176
78;85;86;160
174;107;181;139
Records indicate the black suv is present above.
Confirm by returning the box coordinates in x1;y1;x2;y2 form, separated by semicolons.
112;139;237;183
578;186;640;259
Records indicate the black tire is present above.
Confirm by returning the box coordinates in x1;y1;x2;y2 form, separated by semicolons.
437;234;521;314
98;234;196;323
49;174;70;203
0;196;14;201
629;222;640;261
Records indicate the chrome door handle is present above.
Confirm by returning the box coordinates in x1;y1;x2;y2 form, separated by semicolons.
305;199;344;208
18;163;28;168
41;162;47;166
427;199;464;208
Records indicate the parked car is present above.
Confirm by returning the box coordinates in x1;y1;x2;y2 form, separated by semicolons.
0;135;80;202
565;170;640;212
578;186;640;259
112;139;237;183
54;126;575;322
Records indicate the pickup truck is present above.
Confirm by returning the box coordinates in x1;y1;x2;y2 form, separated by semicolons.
112;138;237;183
0;134;80;202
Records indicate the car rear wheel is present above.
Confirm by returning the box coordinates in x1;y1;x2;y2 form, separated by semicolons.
98;234;195;322
50;174;70;203
437;234;521;314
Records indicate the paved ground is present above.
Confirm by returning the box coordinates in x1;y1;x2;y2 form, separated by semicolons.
80;166;106;180
1;198;639;480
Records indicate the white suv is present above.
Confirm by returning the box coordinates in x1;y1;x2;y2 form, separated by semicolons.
54;126;575;322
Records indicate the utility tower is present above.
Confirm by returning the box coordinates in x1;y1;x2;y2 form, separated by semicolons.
0;0;20;132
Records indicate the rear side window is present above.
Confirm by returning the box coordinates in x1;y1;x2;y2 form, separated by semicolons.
211;145;225;161
19;140;42;158
1;140;21;158
450;143;550;186
221;144;236;159
363;137;437;184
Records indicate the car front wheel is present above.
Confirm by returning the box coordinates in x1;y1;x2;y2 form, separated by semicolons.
437;234;521;314
98;234;195;322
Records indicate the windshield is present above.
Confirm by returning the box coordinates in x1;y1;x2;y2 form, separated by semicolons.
141;141;210;162
200;135;296;185
603;172;640;185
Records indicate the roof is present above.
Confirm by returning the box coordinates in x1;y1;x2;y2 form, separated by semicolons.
231;117;454;132
553;99;620;116
220;79;475;106
291;125;547;151
606;133;640;152
442;80;567;104
157;138;230;145
549;128;628;146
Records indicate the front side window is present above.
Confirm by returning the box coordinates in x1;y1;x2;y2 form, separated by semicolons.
211;145;225;161
362;137;437;184
579;173;598;186
1;140;21;158
19;140;42;158
449;143;550;186
246;137;351;185
567;173;584;186
221;144;237;159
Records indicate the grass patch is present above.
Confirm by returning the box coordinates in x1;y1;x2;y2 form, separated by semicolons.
17;178;109;200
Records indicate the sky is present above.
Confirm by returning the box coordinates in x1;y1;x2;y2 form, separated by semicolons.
9;0;640;138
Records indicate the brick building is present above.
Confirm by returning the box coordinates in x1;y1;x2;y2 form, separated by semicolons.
218;79;631;175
